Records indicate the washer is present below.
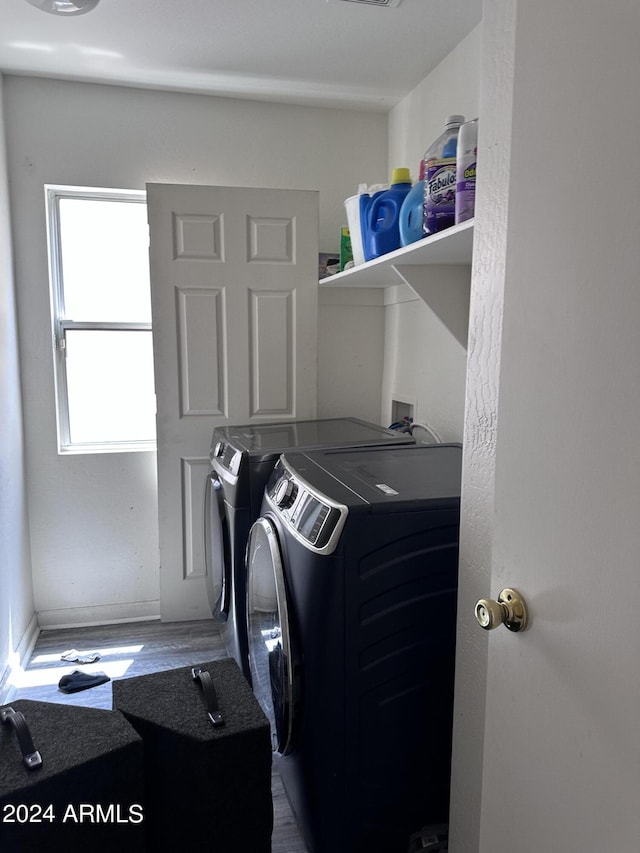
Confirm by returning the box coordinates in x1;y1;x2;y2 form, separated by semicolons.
203;418;415;681
246;443;462;853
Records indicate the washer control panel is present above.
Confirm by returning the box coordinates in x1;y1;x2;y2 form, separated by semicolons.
293;492;332;545
210;440;242;477
274;476;298;509
266;461;348;554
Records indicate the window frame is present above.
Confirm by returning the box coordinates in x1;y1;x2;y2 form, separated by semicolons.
45;185;156;455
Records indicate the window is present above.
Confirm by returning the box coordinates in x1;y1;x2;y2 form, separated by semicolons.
46;186;156;453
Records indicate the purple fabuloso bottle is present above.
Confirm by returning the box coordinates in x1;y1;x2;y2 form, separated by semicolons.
423;115;464;236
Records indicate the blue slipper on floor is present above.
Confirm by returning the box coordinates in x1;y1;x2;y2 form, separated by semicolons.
58;670;110;693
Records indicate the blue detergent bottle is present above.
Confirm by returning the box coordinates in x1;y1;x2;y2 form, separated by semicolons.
399;159;425;246
364;168;412;260
358;188;386;261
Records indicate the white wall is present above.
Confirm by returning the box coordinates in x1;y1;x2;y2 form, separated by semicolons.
383;26;482;440
0;76;36;695
382;23;484;844
3;75;388;627
317;288;386;422
388;26;482;184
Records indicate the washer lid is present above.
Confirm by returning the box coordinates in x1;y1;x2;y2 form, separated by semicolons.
284;443;462;511
213;417;413;458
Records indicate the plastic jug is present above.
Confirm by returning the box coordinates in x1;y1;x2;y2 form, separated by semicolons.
455;118;478;224
359;188;386;260
344;184;388;265
364;168;412;261
399;160;425;247
423;115;464;236
344;194;364;265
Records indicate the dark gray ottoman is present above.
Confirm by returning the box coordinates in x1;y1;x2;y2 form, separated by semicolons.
112;658;272;852
0;700;144;852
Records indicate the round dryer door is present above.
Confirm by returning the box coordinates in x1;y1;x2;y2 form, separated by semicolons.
203;471;231;621
246;517;295;754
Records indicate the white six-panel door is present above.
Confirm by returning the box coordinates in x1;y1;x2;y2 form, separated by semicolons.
147;184;318;621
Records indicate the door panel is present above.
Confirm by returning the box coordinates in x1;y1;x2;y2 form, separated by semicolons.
176;286;226;416
250;290;294;416
147;184;318;621
181;456;210;582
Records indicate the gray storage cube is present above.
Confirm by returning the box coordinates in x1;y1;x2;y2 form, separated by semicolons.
113;657;273;852
0;699;144;852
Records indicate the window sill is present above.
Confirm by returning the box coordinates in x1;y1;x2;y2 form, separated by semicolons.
58;441;157;456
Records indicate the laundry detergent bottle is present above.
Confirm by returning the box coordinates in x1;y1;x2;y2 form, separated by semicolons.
399;160;425;247
364;168;412;260
423;115;464;236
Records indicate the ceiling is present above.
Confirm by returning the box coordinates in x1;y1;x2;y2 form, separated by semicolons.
0;0;482;111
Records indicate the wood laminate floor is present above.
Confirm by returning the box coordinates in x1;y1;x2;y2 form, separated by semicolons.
5;619;309;853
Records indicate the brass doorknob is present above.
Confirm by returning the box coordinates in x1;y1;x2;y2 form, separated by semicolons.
475;588;528;632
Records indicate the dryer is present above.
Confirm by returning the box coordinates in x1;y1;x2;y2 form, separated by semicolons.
203;418;415;681
246;443;462;853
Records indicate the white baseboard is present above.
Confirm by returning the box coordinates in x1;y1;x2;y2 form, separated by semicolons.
17;612;40;663
0;612;40;705
36;600;161;630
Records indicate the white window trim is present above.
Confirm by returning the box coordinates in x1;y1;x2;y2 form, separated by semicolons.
45;185;156;455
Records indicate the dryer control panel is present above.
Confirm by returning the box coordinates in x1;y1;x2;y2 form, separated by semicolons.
266;461;348;554
210;440;243;479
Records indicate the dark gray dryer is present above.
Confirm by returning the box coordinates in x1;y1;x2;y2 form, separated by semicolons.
246;443;462;853
203;418;415;681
